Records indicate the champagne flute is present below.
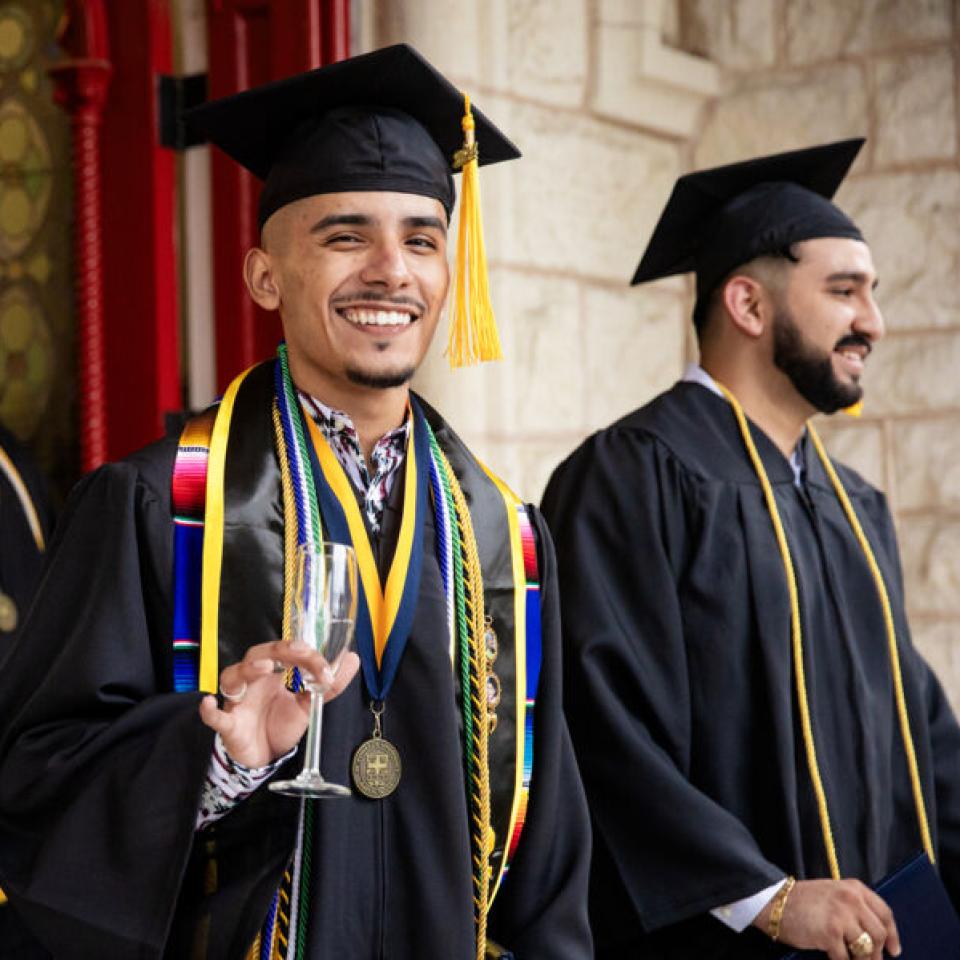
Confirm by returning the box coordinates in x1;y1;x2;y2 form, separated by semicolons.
269;542;357;798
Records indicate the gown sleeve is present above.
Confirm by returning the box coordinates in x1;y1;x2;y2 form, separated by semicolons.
0;441;215;960
541;428;784;934
486;508;594;959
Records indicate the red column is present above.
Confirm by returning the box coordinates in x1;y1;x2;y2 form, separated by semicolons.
97;0;180;462
48;1;112;473
51;0;181;469
321;0;349;63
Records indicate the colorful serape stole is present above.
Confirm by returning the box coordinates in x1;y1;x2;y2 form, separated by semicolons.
505;505;541;865
172;408;217;692
477;464;543;903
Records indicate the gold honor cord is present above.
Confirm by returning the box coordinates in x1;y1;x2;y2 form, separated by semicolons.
716;384;841;880
0;445;45;552
807;424;935;865
718;384;935;879
271;402;298;645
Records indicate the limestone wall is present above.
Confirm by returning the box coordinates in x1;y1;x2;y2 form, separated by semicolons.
360;0;960;704
681;0;960;703
364;0;698;498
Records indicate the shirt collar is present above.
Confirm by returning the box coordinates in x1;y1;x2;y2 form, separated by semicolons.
681;363;805;488
301;392;410;448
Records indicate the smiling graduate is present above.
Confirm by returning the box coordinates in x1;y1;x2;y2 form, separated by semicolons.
543;140;960;960
0;45;591;960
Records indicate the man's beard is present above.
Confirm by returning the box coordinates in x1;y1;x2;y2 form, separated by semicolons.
333;290;427;390
345;365;416;390
772;307;865;414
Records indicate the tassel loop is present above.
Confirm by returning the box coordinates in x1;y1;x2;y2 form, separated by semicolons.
453;96;479;170
447;93;502;368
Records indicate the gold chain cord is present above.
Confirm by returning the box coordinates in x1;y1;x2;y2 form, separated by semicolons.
439;448;493;960
717;384;934;877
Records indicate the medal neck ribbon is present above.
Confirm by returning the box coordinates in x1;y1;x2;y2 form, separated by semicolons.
302;399;430;701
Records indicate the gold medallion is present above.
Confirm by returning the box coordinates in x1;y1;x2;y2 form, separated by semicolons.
0;592;17;633
352;736;402;799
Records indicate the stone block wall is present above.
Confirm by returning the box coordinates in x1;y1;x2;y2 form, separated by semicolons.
681;0;960;704
363;0;698;498
359;0;960;705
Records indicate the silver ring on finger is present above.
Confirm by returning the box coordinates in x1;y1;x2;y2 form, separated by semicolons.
846;931;874;958
219;680;247;703
272;659;286;674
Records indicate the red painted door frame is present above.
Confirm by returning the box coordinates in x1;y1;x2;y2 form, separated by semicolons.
206;0;350;392
98;0;181;462
54;0;180;470
60;0;349;468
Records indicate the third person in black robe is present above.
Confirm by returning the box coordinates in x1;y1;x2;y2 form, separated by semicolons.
543;379;960;959
543;137;960;959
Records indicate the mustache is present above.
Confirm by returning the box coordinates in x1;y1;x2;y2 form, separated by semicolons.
330;291;427;313
834;333;872;356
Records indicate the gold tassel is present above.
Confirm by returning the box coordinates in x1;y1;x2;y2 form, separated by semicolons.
842;400;864;418
448;93;503;368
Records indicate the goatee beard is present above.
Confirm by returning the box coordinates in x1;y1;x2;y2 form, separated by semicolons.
345;366;416;390
772;308;863;414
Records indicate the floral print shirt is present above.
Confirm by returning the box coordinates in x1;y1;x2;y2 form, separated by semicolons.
300;393;410;534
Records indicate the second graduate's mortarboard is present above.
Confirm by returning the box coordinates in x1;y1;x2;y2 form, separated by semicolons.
185;43;521;368
631;139;866;324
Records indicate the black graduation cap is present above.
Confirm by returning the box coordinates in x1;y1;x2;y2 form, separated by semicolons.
631;138;866;323
185;43;521;229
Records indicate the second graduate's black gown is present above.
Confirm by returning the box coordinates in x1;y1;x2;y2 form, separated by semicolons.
0;424;52;656
542;382;960;960
0;424;54;960
0;387;591;960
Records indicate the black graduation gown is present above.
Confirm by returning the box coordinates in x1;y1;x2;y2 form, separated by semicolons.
0;425;53;655
0;425;54;960
541;382;960;960
0;414;591;959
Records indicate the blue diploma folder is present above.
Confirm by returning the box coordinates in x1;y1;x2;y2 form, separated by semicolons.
783;854;960;959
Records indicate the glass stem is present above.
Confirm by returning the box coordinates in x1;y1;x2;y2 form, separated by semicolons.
302;690;325;779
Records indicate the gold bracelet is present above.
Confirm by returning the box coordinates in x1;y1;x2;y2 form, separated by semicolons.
767;875;796;942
